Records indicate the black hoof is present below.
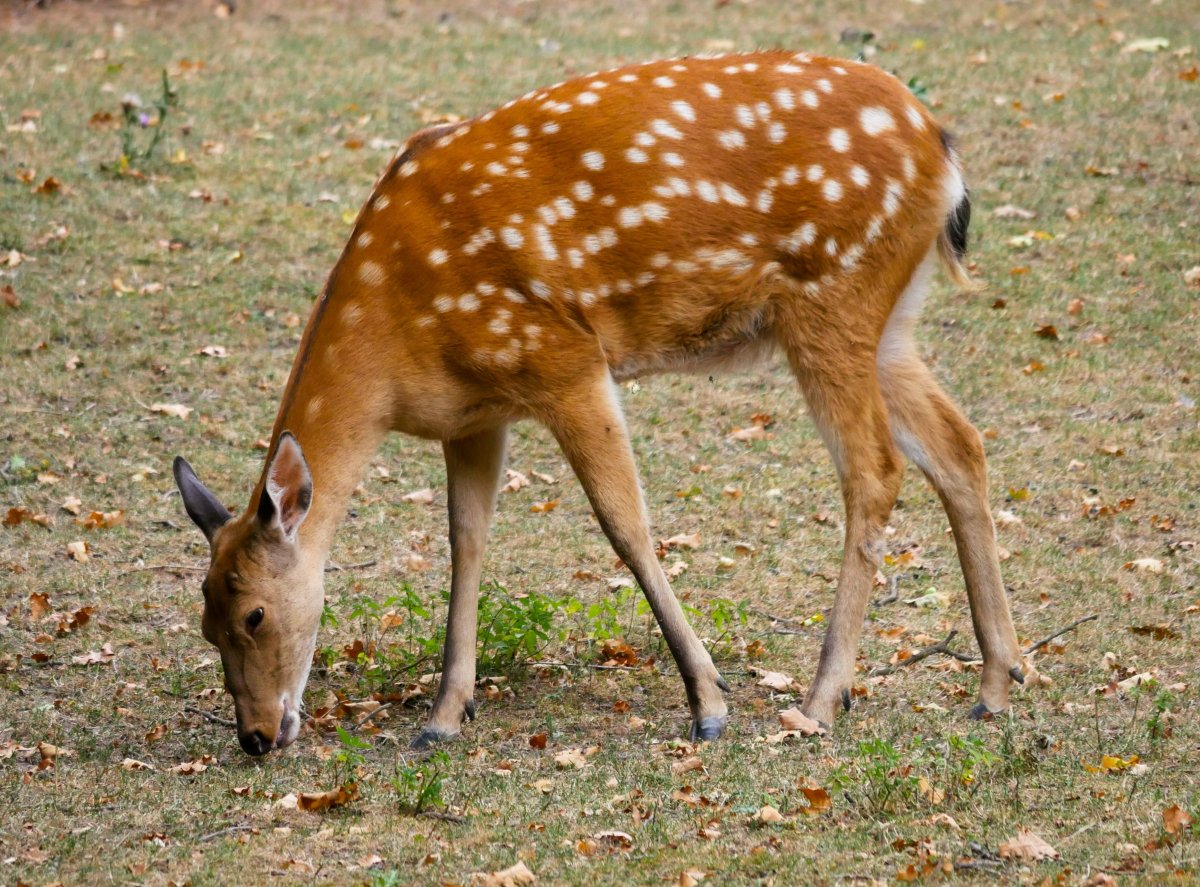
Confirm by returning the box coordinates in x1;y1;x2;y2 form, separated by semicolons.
1008;665;1025;685
410;727;456;750
716;675;731;693
967;702;995;721
464;699;477;721
841;688;852;712
689;716;726;742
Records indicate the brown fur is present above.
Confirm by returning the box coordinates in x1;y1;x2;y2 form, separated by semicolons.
175;51;1023;752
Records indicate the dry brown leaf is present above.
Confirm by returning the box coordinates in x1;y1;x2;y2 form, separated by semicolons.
29;591;51;621
502;469;529;493
121;758;155;771
471;860;536;887
168;754;216;775
665;532;701;550
1163;804;1193;835
998;829;1059;861
554;748;587;769
992;204;1037;219
671;756;704;776
66;540;91;562
594;830;633;849
753;804;784;823
402;488;435;505
5;506;52;528
72;643;114;665
529;499;559;513
755;669;796;693
297;782;359;812
78;509;125;529
149;402;193;420
1123;557;1164;574
778;708;827;736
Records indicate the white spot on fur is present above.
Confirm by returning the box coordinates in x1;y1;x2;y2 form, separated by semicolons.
358;260;385;286
840;243;864;270
718;130;747;150
781;165;800;186
817;78;833;94
428;248;448;266
734;104;756;129
720;183;747;207
883;180;904;216
567;248;585;269
823;179;843;202
651;119;683;140
458;293;480;312
582;150;605;171
860;106;896;136
625;147;649;163
598;227;617;248
829;128;850;153
541;120;561;135
653;76;675;88
696;180;720;203
806;164;824;182
577;91;600;105
905;104;926;130
534;224;558;260
500;227;524;249
619;73;638;83
488;311;511;335
357;231;374;249
511;124;529;138
642;201;669;222
618;206;643;228
779;222;817;252
530;280;551;300
902;155;917;183
801;89;818;108
572;180;594;202
671;100;696;122
777;63;804;74
433;294;454;312
773;87;795;111
633;131;656;148
553;196;575;219
768;121;786;144
755;189;774;213
825;237;838;256
850;165;871;187
373;193;390;211
865;216;884;242
702;82;722;98
486;161;507;176
399;160;419;177
661;152;685;167
341;303;364;326
668;177;691;196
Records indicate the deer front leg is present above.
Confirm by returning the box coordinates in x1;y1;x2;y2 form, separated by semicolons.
786;350;905;729
412;425;508;749
543;373;729;741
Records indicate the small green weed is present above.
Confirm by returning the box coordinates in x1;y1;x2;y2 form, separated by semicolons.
394;750;450;814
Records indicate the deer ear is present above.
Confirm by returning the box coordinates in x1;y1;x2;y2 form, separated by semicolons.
258;432;313;543
173;457;233;543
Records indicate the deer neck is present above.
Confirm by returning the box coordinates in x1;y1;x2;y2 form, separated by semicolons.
254;274;392;556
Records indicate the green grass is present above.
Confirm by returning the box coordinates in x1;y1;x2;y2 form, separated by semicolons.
2;0;1198;884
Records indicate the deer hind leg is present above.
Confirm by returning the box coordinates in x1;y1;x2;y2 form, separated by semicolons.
878;336;1024;718
542;371;730;741
782;329;906;728
413;425;508;749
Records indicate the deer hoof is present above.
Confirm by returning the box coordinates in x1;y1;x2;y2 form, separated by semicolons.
841;688;853;712
967;702;997;721
410;727;457;750
1008;665;1025;685
464;699;477;721
689;716;726;742
716;674;731;693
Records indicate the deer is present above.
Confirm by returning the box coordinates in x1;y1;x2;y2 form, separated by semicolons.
173;50;1026;756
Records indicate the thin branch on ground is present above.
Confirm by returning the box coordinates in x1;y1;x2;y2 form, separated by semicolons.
868;630;960;677
120;563;205;575
1023;614;1099;655
185;705;236;727
199;824;257;843
350;701;397;733
324;559;377;572
869;613;1100;677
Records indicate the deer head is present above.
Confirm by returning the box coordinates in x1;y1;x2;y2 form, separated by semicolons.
173;433;323;755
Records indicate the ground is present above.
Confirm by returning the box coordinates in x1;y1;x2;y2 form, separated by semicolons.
1;0;1198;884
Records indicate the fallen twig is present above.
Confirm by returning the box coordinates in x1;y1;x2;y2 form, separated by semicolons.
185;705;236;728
350;701;397;733
869;630;960;677
200;823;256;843
869;613;1100;678
1023;614;1098;655
120;563;205;576
324;559;377;573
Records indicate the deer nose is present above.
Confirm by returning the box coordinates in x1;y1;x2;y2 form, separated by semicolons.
239;729;274;756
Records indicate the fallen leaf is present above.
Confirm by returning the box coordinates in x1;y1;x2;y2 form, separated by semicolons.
78;510;125;529
502;469;529;493
665;532;701;550
529;499;559;513
594;830;633;849
777;708;827;736
168;754;216;775
71;643;114;665
1121;37;1169;53
66;540;91;562
528;732;547;750
1129;624;1179;640
756;670;796;693
799;786;832;814
1124;558;1164;574
753;804;784;823
1;284;19;309
992;204;1037;220
297;782;359;812
998;829;1059;861
402;488;434;505
1163;804;1193;835
196;344;228;358
30;591;52;620
121;758;155;771
5;506;52;528
471;860;536;886
554;748;587;769
671;756;704;776
149;402;193;420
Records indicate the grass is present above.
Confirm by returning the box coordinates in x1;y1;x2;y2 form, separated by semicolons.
2;0;1198;883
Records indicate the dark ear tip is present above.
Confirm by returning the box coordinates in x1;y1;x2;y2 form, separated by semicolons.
172;455;192;484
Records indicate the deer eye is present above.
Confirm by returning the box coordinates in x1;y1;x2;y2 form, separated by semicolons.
246;608;264;631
